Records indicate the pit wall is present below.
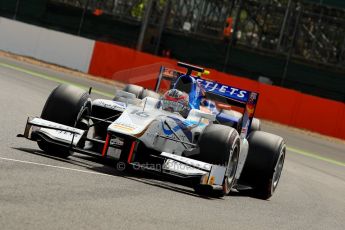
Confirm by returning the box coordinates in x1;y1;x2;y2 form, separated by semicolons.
89;41;345;140
0;18;344;140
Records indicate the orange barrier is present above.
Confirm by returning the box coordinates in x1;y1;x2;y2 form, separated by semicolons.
89;41;345;140
291;94;345;139
89;41;178;89
89;41;176;79
256;84;301;125
340;108;345;139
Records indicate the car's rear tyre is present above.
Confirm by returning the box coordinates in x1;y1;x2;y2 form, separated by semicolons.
114;84;144;101
221;109;242;120
220;109;243;132
194;124;240;196
114;84;160;101
250;118;261;132
141;89;160;99
239;131;286;199
38;84;91;158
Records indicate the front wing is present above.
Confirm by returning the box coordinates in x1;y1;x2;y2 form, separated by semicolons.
19;117;228;190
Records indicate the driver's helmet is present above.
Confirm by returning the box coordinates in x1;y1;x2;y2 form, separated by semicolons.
161;89;190;117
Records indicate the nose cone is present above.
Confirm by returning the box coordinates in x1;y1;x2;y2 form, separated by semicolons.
108;105;160;137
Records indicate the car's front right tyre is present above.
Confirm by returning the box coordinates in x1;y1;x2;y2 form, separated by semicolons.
38;84;91;158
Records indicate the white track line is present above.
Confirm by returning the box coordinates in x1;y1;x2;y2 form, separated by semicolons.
0;156;114;177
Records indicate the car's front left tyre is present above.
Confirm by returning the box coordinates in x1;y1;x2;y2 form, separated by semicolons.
193;124;240;196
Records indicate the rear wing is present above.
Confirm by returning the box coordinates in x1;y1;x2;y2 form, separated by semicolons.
155;65;259;138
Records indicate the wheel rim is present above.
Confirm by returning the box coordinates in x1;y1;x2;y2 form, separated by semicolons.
224;145;239;194
272;146;286;192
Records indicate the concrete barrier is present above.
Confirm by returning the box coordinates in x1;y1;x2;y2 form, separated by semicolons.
0;17;94;72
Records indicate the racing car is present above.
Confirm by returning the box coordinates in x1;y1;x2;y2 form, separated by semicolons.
18;62;286;199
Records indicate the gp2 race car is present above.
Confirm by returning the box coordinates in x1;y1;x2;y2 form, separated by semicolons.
18;62;286;199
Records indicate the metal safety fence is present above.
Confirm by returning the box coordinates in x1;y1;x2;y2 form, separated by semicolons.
3;0;345;68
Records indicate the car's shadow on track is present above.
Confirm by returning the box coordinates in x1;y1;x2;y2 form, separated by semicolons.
13;147;223;200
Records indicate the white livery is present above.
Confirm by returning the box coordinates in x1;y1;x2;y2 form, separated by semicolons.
19;62;286;199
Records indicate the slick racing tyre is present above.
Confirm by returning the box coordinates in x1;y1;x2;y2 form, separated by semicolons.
221;109;243;121
114;84;160;100
194;124;240;196
114;84;144;100
250;118;261;132
220;109;243;132
239;131;286;199
141;89;160;99
38;84;91;158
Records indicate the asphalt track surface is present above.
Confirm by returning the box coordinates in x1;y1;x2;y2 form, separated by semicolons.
0;56;344;230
